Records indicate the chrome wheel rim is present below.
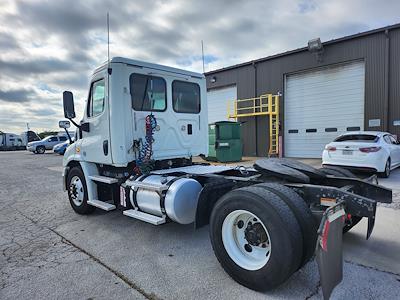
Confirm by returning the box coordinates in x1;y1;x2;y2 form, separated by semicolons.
69;176;84;207
222;210;271;270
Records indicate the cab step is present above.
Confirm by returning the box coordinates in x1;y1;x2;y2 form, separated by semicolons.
88;175;118;184
123;209;166;225
87;199;116;211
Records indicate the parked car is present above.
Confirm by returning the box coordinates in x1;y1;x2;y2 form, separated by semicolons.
53;137;75;155
27;135;68;154
322;131;400;177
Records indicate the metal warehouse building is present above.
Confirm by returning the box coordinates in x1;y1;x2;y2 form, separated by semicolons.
205;23;400;158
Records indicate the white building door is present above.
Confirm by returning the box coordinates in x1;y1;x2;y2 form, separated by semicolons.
284;61;365;158
207;86;237;124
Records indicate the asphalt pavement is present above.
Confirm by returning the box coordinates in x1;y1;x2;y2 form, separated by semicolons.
0;151;399;299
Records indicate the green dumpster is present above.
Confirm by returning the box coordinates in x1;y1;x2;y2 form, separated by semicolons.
207;121;242;162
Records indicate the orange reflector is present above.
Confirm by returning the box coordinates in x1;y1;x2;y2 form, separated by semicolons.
320;197;336;207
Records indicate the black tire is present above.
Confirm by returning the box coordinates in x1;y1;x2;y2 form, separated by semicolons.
36;146;45;154
209;186;303;291
319;166;356;178
67;167;95;215
254;183;318;267
379;158;391;178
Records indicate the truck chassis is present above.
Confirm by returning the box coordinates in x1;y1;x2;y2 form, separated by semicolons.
63;157;391;299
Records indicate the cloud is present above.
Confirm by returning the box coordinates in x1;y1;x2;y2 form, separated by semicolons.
31;107;57;116
0;32;20;50
0;0;400;133
0;58;73;75
0;88;35;103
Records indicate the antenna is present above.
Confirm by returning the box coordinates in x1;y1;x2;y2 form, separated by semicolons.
106;12;112;76
201;40;205;73
107;12;110;66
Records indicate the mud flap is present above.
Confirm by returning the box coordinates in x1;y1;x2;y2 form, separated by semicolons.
316;203;346;299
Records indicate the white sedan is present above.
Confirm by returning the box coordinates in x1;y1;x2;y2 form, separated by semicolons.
322;131;400;177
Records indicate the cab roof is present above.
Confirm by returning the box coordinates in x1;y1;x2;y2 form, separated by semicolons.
94;57;204;79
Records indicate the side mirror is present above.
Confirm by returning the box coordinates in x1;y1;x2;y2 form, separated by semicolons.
63;91;76;119
59;120;70;129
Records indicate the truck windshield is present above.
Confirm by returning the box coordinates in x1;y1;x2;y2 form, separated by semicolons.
130;73;166;111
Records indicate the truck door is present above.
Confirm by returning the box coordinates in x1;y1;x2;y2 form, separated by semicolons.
80;70;112;164
129;69;206;160
167;79;204;156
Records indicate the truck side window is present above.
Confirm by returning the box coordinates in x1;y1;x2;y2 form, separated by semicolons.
88;79;105;117
130;73;166;111
172;80;200;114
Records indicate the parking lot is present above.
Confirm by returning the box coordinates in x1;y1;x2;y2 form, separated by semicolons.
1;151;399;299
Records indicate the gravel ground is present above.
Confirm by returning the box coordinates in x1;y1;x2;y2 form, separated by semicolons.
1;151;399;299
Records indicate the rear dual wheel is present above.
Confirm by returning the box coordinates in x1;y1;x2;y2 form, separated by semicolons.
210;185;305;291
254;183;317;267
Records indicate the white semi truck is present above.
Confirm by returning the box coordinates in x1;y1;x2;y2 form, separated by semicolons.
0;132;25;150
61;57;392;299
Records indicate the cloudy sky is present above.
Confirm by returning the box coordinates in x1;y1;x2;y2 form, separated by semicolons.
1;0;399;133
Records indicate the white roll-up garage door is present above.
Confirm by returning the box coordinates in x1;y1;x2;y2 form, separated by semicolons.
284;61;365;158
207;86;237;124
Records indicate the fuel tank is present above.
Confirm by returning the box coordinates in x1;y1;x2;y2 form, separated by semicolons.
129;175;202;224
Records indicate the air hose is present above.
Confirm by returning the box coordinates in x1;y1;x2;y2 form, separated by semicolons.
134;114;157;175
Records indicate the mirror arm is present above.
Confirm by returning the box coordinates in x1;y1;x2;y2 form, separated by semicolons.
68;118;81;129
64;129;73;144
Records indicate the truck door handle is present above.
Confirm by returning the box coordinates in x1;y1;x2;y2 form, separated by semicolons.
187;124;193;135
103;140;109;156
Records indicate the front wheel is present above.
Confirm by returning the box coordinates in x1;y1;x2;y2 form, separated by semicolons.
36;146;45;154
67;167;95;214
209;186;302;291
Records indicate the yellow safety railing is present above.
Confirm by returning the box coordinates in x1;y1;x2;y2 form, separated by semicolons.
227;94;280;156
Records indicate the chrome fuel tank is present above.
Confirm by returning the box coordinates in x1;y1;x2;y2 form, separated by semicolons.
129;175;202;224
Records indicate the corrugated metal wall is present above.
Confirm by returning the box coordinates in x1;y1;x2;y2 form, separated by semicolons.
389;29;400;136
207;27;400;156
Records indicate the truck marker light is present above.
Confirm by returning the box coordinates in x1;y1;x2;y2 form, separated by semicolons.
76;147;80;153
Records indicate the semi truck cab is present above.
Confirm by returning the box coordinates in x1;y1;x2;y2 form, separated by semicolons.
64;57;208;168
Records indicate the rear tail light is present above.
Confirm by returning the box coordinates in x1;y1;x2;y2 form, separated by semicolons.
359;146;381;153
325;145;336;151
